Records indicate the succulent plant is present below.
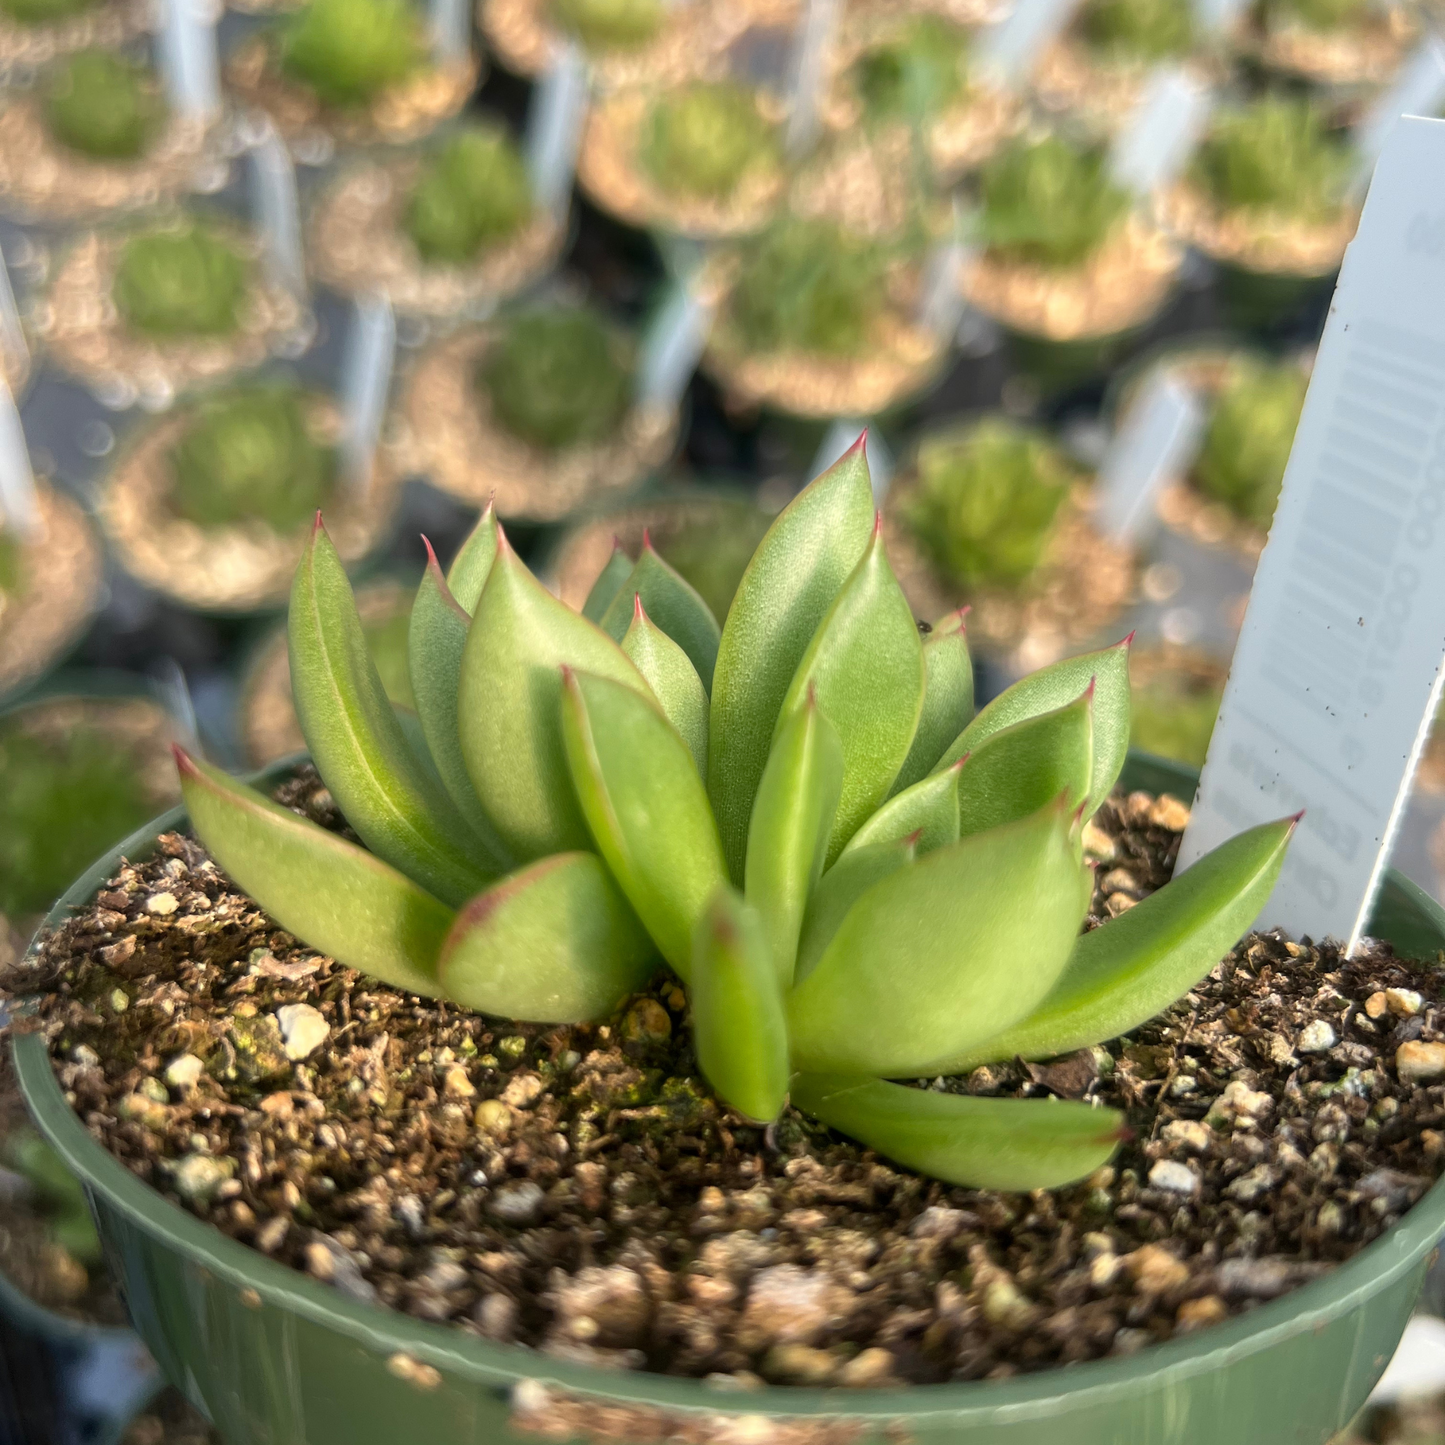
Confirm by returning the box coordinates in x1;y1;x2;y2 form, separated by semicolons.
404;123;533;264
168;384;336;532
1262;0;1368;29
364;595;416;710
1079;0;1193;57
851;13;968;121
979;134;1131;268
44;50;166;160
480;305;633;451
1191;97;1348;220
0;527;20;600
112;224;249;337
729;218;886;357
1191;356;1306;529
903;419;1075;590
0;0;94;25
1130;665;1221;768
640;82;779;201
179;442;1292;1189
2;1130;101;1264
280;0;425;108
641;505;775;624
551;0;662;51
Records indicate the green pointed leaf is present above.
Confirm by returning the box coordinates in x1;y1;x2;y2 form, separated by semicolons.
446;502;499;613
787;802;1089;1077
582;540;634;623
560;668;728;978
936;637;1131;815
289;522;495;907
600;538;722;691
177;750;451;998
777;525;926;862
437;852;656;1022
709;439;876;881
951;816;1297;1070
794;836;914;985
791;1075;1125;1190
692;887;790;1123
957;685;1093;840
891;609;974;795
458;532;649;861
744;693;844;987
621;597;709;776
408;547;512;869
843;761;961;858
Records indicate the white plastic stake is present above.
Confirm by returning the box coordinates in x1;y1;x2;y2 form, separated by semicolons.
975;0;1084;90
157;0;221;120
429;0;471;65
1095;374;1205;544
1353;36;1445;187
247;127;306;297
525;44;589;222
917;235;971;345
1180;114;1445;950
1189;0;1250;35
1109;67;1214;199
0;377;38;540
0;246;28;381
151;657;201;756
784;0;840;159
811;421;892;503
340;293;396;494
635;282;713;414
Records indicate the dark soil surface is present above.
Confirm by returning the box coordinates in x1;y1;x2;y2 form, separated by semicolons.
7;772;1445;1388
120;1388;219;1445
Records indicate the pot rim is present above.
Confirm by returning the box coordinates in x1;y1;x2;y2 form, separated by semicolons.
13;752;1445;1421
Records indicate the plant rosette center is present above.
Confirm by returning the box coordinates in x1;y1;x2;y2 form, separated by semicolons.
43;47;165;159
111;223;251;339
550;0;662;52
402;123;533;266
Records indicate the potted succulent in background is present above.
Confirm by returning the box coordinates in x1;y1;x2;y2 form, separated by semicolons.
401;298;677;520
1162;95;1356;327
308;120;567;316
0;0;150;75
962;130;1182;385
883;415;1136;671
98;379;401;612
1127;644;1225;769
577;77;787;240
0;48;222;225
1242;0;1418;91
36;213;306;406
225;0;481;155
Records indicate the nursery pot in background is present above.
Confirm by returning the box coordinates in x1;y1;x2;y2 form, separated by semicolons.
11;754;1445;1445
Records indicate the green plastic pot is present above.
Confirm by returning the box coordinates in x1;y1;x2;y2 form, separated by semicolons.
1216;262;1336;334
11;753;1445;1445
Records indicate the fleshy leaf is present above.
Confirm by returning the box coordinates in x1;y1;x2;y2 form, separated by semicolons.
560;668;728;979
408;543;512;867
289;521;496;906
956;685;1093;840
787;801;1090;1076
791;1075;1125;1190
950;816;1297;1069
582;540;634;623
776;522;925;862
890;609;973;795
842;760;962;858
177;749;451;998
621;596;709;776
600;538;721;690
709;438;876;881
691;887;790;1123
794;836;915;985
437;852;656;1022
936;637;1130;815
458;530;648;861
445;502;499;614
744;693;844;986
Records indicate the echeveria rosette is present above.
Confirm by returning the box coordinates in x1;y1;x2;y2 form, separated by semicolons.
404;124;532;265
177;441;1295;1191
44;49;166;160
112;225;250;338
640;82;780;203
2;1131;101;1265
851;13;968;123
1263;0;1368;30
1078;0;1193;59
280;0;425;107
0;0;93;23
551;0;661;52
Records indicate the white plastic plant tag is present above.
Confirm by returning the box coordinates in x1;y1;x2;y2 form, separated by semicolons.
158;0;221;119
0;376;38;540
1095;373;1205;543
1352;36;1445;187
339;293;396;495
1189;0;1249;35
975;0;1083;90
1179;114;1445;950
635;281;713;414
812;421;892;503
428;0;471;65
151;657;202;755
247;127;306;296
0;247;28;381
916;235;971;344
1108;66;1213;199
525;43;589;221
784;0;840;159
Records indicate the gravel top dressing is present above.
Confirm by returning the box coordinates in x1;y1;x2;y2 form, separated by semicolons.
6;771;1445;1389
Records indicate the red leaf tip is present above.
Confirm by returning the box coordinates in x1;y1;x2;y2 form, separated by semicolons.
310;510;325;538
632;591;645;622
1119;630;1137;649
1289;809;1306;826
421;535;440;568
872;510;884;538
949;752;970;772
171;742;198;777
641;527;656;552
1084;674;1097;700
